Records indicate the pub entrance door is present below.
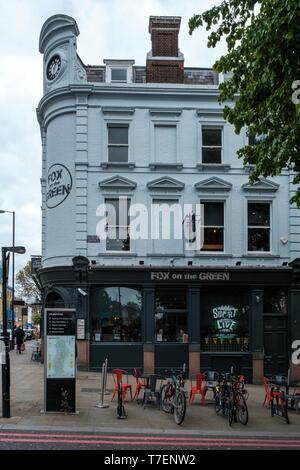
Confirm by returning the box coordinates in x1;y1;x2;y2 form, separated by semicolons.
263;316;288;377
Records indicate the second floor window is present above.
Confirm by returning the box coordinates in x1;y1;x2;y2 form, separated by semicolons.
202;127;222;164
105;198;130;251
248;202;270;252
108;125;128;163
201;202;224;252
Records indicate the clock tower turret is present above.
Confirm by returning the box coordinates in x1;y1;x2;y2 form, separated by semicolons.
39;14;87;95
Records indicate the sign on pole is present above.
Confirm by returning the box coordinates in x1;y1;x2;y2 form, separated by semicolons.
44;308;76;413
31;255;42;276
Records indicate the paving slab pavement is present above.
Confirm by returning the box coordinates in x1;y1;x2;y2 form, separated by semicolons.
0;342;299;435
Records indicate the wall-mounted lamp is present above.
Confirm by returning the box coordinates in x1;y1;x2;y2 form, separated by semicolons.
280;237;289;245
188;261;193;266
236;261;242;266
255;295;261;304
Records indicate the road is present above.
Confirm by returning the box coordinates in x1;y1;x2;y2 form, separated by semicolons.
0;429;299;450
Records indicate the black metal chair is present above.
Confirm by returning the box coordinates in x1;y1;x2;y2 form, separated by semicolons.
143;376;161;409
203;371;219;398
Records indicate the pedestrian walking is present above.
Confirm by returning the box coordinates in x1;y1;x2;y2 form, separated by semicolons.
15;326;25;354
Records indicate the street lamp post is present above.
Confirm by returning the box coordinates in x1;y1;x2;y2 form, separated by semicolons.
0;211;15;346
1;246;26;418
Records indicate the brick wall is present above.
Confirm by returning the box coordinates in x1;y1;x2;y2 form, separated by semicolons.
146;61;184;84
152;30;178;57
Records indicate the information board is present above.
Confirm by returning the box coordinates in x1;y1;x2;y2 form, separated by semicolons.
76;319;85;340
44;309;76;413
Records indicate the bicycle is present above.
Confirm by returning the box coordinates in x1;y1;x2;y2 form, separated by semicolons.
270;384;289;424
116;380;127;419
214;372;248;426
161;368;187;425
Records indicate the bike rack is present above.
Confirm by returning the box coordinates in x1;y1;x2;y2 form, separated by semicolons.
95;358;109;409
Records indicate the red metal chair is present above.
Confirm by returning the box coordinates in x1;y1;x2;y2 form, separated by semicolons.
133;368;147;400
189;373;207;404
111;369;133;402
263;376;271;408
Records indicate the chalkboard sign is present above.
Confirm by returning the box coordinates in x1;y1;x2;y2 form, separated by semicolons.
44;309;77;413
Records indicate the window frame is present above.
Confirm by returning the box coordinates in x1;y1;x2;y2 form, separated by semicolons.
104;197;131;253
247;201;272;253
200;200;225;253
155;288;188;344
105;63;133;84
110;67;128;83
201;126;223;164
91;286;142;344
107;123;129;163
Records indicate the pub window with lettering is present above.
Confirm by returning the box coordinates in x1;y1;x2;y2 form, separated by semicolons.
155;289;188;343
200;202;224;252
248;202;271;252
200;287;250;352
91;287;142;342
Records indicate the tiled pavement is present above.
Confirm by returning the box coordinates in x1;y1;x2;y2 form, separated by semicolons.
0;342;299;435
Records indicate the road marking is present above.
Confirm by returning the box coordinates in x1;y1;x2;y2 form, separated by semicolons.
0;432;299;445
0;433;299;448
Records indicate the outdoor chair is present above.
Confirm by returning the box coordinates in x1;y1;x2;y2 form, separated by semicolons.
189;373;207;404
263;376;271;408
143;376;161;409
31;341;41;362
133;368;147;400
203;371;219;398
111;369;133;402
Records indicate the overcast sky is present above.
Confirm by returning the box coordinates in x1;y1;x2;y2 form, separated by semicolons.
0;0;225;278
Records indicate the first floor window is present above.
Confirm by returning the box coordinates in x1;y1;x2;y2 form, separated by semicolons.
91;287;142;342
200;287;250;352
108;124;129;163
248;202;270;252
201;201;224;252
105;198;130;251
155;289;188;343
202;127;222;164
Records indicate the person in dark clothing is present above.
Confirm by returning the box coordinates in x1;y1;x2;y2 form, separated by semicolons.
15;327;25;354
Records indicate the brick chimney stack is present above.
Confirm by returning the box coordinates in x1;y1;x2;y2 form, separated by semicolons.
146;16;184;84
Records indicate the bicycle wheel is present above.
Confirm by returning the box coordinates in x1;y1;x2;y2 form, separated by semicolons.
214;393;223;415
161;384;174;413
236;393;248;425
174;390;186;425
227;392;235;426
282;400;290;424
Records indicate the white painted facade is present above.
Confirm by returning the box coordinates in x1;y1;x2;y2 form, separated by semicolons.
37;14;300;270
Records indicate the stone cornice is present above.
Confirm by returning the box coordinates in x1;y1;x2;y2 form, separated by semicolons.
36;83;221;125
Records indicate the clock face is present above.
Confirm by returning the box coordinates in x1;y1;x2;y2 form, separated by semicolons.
47;55;61;81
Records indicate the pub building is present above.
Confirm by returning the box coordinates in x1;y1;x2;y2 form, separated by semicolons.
36;14;300;383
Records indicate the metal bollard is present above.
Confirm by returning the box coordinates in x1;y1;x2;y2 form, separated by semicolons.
95;360;109;409
104;358;110;395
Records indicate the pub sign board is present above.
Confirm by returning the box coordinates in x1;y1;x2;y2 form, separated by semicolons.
44;309;76;413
